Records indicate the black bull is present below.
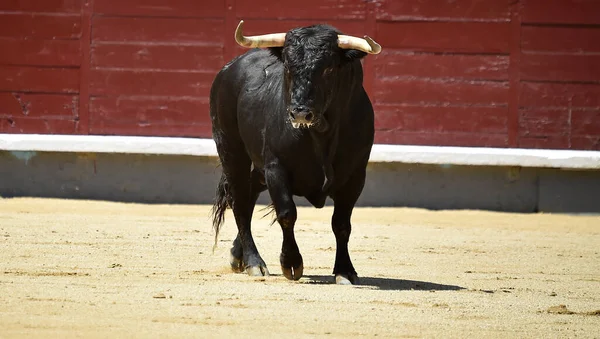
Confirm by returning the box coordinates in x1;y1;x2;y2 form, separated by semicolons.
210;21;381;285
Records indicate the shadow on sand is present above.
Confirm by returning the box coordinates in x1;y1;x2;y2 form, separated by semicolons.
304;275;465;291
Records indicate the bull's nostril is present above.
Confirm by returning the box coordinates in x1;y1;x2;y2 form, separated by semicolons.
289;112;295;119
305;112;314;122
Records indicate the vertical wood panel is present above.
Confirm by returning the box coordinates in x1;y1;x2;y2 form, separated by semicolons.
507;1;521;147
78;0;92;134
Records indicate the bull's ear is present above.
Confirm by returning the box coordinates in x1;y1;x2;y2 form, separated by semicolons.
342;49;367;62
269;47;284;60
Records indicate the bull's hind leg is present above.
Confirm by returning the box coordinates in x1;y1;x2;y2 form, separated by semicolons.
264;160;303;280
216;137;269;277
230;168;266;273
330;169;366;285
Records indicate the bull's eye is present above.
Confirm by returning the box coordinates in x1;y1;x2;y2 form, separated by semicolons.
323;67;333;76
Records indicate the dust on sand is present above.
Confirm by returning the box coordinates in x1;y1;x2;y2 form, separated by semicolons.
1;198;599;338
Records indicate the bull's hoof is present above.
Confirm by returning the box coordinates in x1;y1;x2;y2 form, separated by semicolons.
282;263;303;281
335;273;359;285
246;265;270;277
230;253;244;273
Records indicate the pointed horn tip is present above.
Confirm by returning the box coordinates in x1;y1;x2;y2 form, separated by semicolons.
364;35;382;54
235;20;246;46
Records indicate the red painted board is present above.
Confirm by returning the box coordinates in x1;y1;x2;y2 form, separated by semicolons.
89;95;212;137
92;44;223;72
90;121;212;137
0;0;81;13
522;0;600;25
89;96;210;126
520;54;600;83
518;108;569;136
374;52;509;80
518;135;569;149
0;117;77;134
374;105;507;133
0;93;78;118
373;79;509;105
522;26;600;54
0;66;79;93
92;17;224;45
520;82;600;108
377;0;511;21
0;13;81;40
94;0;225;18
236;0;365;20
375;130;508;147
0;39;80;67
376;21;510;53
572;110;600;136
89;69;214;96
571;136;600;150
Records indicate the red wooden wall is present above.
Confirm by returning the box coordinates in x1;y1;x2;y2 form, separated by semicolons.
1;0;599;150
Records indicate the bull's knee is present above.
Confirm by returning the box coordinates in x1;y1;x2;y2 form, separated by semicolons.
277;208;297;229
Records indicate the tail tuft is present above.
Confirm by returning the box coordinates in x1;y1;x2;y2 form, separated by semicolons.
211;174;232;251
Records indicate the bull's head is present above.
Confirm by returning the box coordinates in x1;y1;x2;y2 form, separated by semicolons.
234;20;381;131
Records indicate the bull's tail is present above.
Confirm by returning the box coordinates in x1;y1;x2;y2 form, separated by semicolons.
211;173;232;251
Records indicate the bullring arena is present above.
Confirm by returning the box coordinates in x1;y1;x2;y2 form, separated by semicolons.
1;198;598;338
2;0;600;337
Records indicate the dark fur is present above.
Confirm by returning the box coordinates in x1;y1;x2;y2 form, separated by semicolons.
210;24;375;282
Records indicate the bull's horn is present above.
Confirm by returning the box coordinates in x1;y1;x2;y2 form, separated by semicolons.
337;35;382;54
234;20;286;48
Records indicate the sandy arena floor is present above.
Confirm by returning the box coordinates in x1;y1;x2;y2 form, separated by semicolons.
0;198;599;338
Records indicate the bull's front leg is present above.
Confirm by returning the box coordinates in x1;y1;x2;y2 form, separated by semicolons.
330;168;366;285
264;160;303;280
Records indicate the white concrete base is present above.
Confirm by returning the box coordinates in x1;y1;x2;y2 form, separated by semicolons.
1;134;599;169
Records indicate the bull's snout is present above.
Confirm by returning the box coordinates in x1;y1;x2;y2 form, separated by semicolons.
289;106;314;126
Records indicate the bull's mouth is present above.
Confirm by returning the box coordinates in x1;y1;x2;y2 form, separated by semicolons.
289;117;329;132
290;120;314;129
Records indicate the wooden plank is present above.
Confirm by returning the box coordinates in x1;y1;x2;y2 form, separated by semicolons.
522;26;600;54
373;79;509;105
572;110;600;136
89;94;212;137
0;93;78;119
92;17;224;45
375;130;508;147
374;52;509;80
0;66;79;93
78;0;92;135
507;0;521;147
89;70;214;96
89;124;212;137
518;108;569;136
518;135;569;149
89;96;210;125
522;0;600;25
92;44;223;72
0;117;77;134
374;105;507;133
0;39;80;67
377;0;511;21
236;0;365;20
93;0;225;18
571;136;600;150
0;13;81;40
0;0;81;13
376;21;510;53
521;54;600;83
520;82;600;108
